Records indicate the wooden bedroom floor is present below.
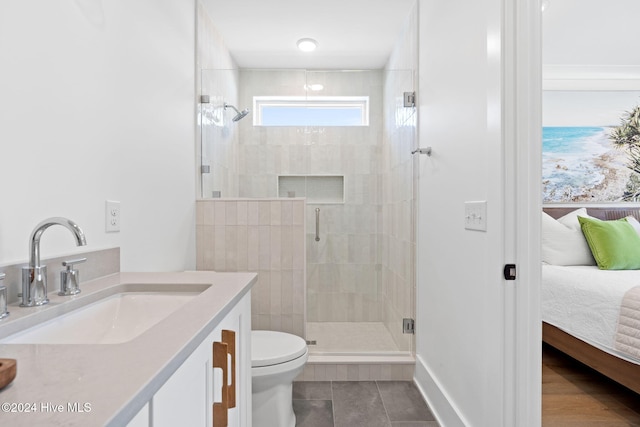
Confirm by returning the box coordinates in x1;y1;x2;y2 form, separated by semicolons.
542;343;640;426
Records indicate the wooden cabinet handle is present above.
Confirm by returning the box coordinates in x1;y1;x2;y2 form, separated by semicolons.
213;329;236;426
222;330;236;408
213;341;228;427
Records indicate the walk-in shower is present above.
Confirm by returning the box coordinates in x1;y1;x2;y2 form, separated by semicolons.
199;68;417;361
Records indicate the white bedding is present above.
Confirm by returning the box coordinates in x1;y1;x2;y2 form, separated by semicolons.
542;264;640;364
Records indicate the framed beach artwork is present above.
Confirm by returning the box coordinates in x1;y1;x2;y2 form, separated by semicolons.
543;90;640;203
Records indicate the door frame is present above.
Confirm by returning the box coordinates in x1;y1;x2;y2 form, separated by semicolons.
503;0;542;424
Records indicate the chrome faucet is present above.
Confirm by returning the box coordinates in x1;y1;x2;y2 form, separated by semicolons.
21;217;87;307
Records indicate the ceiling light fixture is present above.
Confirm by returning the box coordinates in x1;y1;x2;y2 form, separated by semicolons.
304;84;324;91
541;0;550;12
297;38;318;52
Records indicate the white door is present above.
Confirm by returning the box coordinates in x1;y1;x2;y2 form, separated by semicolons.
415;0;542;425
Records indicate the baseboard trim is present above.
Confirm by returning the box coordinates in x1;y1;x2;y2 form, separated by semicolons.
414;353;468;427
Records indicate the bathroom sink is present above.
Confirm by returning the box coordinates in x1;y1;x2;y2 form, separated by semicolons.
1;290;201;345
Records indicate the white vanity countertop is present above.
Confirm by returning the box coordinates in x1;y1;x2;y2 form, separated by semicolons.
0;271;257;427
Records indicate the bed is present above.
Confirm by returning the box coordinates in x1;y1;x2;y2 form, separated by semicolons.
542;206;640;394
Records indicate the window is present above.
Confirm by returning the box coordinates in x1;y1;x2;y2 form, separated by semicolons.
253;96;369;126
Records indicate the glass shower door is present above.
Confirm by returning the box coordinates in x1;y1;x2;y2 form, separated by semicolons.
199;68;240;199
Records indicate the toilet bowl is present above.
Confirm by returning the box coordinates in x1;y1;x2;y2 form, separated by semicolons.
251;330;308;427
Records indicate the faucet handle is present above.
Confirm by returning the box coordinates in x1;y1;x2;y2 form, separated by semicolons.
58;258;86;296
0;273;8;320
62;257;87;268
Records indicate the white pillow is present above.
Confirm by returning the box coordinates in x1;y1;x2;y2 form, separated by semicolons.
625;215;640;236
557;207;589;231
542;208;596;265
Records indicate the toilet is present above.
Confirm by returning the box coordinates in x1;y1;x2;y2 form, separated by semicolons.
251;330;308;427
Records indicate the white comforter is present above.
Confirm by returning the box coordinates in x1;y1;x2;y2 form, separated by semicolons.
542;264;640;363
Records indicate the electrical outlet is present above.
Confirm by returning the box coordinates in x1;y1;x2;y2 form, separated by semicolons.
464;201;487;231
105;201;120;233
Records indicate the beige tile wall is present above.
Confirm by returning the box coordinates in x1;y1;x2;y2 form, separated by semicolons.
196;199;306;338
296;362;415;382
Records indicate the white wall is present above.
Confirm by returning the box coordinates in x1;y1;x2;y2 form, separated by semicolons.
415;0;514;425
0;0;196;271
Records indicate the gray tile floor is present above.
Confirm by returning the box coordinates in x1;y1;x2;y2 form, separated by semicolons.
293;381;440;427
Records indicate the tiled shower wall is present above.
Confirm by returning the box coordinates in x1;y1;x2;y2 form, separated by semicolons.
381;4;418;352
197;2;240;198
196;199;306;338
236;70;385;323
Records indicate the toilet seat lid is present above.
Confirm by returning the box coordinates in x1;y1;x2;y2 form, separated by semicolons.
251;330;307;367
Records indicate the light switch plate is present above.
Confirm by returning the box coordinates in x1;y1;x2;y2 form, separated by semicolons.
464;201;487;231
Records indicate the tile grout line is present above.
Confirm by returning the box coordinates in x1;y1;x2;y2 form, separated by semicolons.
330;380;336;427
375;380;393;426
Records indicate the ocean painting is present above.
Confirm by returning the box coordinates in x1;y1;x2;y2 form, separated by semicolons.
542;126;629;202
542;91;640;203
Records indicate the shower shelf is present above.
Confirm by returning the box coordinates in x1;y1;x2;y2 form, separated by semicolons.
278;175;344;204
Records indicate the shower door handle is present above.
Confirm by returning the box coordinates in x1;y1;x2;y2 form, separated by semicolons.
315;208;320;242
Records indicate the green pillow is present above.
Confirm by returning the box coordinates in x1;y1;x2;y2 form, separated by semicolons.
578;216;640;270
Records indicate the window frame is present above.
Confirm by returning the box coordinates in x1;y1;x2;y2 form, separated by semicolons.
252;96;370;127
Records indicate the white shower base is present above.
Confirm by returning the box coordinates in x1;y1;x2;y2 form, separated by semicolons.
298;322;415;381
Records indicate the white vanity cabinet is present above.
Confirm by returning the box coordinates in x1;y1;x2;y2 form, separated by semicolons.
142;292;251;427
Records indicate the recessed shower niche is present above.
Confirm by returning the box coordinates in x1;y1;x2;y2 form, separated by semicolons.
278;175;344;204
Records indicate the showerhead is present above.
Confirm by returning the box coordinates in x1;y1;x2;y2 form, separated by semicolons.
232;109;250;122
224;102;250;122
